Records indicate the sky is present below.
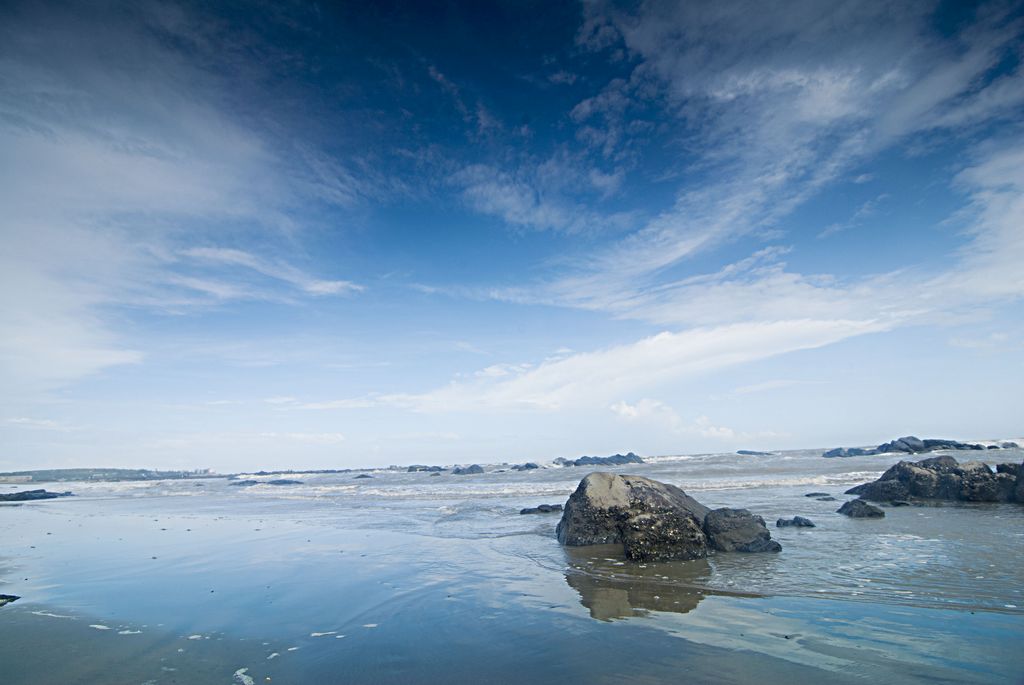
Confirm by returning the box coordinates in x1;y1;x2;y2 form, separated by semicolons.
1;0;1023;472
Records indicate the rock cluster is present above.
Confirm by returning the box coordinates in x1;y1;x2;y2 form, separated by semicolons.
554;452;644;467
511;463;540;471
555;473;780;561
822;435;1009;458
845;455;1024;503
407;465;445;472
452;464;484;475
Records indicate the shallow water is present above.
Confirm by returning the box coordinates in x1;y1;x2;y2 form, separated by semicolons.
2;448;1023;683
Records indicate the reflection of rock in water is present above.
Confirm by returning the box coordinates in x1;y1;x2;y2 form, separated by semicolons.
563;545;713;621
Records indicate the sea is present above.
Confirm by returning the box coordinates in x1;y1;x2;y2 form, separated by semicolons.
2;446;1023;684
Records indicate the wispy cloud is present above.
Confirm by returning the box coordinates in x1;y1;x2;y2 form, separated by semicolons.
182;247;363;296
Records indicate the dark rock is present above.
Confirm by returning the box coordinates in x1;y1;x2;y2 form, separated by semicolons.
704;508;781;552
1016;462;1024;503
737;450;773;456
1000;442;1019;449
776;516;815;528
452;464;484;475
0;594;19;607
266;479;302;486
838;499;885;518
804;492;830;497
408;465;446;472
889;500;912;506
823;447;875;458
851;455;1021;504
353;474;373;479
429;472;441;477
556;473;710;561
565;452;645;467
520;503;563;515
995;463;1020;477
512;462;540;471
816;496;837;501
987;445;1001;449
0;489;72;502
824;436;990;459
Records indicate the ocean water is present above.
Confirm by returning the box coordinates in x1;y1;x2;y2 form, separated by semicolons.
1;448;1023;684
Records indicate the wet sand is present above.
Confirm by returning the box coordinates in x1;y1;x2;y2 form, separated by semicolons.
2;452;1023;683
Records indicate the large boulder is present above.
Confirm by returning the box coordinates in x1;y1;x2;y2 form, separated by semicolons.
556;473;710;561
703;508;781;552
838;499;885;518
452;464;484;475
556;473;781;561
849;455;1022;504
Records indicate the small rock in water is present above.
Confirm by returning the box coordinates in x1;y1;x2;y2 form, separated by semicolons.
837;499;885;518
815;496;837;501
519;504;563;515
804;492;830;498
776;516;815;528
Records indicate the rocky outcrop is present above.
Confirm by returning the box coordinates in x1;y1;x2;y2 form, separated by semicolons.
452;464;484;475
823;436;988;458
555;452;644;467
0;594;19;607
556;473;780;561
776;516;815;527
407;465;445;472
0;489;72;501
703;508;781;552
520;503;563;515
845;456;1024;504
838;499;885;518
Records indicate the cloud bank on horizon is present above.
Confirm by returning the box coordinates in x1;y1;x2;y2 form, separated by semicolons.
1;0;1022;471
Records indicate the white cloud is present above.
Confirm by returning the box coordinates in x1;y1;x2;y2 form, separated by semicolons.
182;248;363;296
378;318;887;412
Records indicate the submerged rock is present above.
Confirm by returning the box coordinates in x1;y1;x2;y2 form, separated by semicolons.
266;479;302;486
556;473;780;561
703;508;781;552
776;516;816;528
816;496;837;501
452;464;484;475
804;492;830;497
838;499;885;518
353;474;373;479
520;504;563;515
228;480;258;487
0;489;72;502
737;450;773;456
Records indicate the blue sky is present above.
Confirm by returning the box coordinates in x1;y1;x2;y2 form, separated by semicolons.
2;0;1023;471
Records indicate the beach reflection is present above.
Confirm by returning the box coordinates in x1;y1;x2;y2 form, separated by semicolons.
562;545;729;620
